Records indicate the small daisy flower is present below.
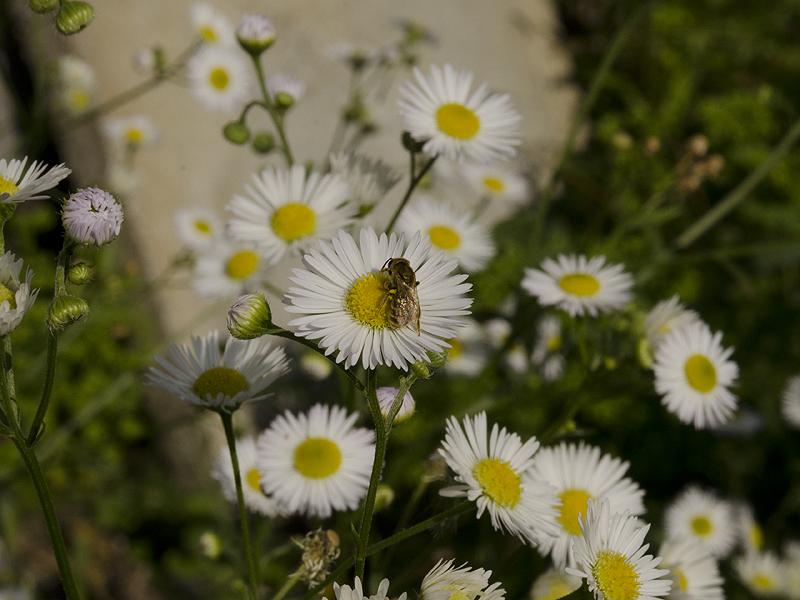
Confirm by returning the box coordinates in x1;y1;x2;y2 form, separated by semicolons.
444;318;488;376
522;255;633;317
285;228;472;371
532;315;566;382
376;386;415;422
0;252;38;336
568;501;672;600
505;343;529;374
188;45;251;112
665;487;736;559
531;442;646;567
781;375;800;429
421;559;506;600
213;436;285;516
56;55;95;115
462;163;529;207
658;537;723;600
193;242;269;299
299;351;333;381
396;197;495;272
398;64;521;163
438;412;559;547
653;323;738;429
62;187;124;246
227;165;354;265
644;296;701;351
327;577;406;600
175;207;222;250
485;318;511;348
190;2;234;45
257;404;375;518
329;153;399;214
102;116;158;151
0;157;70;204
148;330;289;411
530;568;581;600
735;552;784;596
734;503;765;554
236;14;276;53
266;73;306;102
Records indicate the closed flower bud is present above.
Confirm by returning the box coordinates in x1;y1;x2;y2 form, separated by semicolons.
48;294;89;331
62;187;123;246
56;1;95;35
426;349;448;368
227;293;272;339
28;0;59;13
411;360;431;379
223;121;250;145
67;262;94;285
236;14;276;56
251;132;275;154
374;484;395;512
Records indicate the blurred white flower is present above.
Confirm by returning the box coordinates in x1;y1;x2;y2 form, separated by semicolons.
102;115;158;151
665;486;736;559
188;46;251;112
175;207;222;250
644;296;701;352
735;552;784;597
56;55;95;115
193;242;268;299
213;436;286;516
0;252;37;336
190;2;234;45
781;375;800;429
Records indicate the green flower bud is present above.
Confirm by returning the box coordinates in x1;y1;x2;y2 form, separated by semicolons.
426;350;448;368
67;262;94;285
236;14;276;57
48;294;89;331
374;484;395;512
251;132;275;154
227;293;272;339
199;531;221;560
223;121;250;145
637;338;654;370
410;360;431;379
56;1;95;35
402;131;426;153
28;0;59;13
0;203;16;223
274;91;295;109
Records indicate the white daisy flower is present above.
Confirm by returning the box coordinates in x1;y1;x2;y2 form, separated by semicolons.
62;187;124;246
175;207;222;250
329;153;399;214
299;351;333;381
734;503;765;554
147;330;289;411
376;386;415;422
227;165;354;265
327;577;406;600
396;197;495;272
505;343;529;374
213;436;285;516
568;500;672;600
0;157;70;204
0;252;38;336
531;442;645;567
461;163;529;207
644;296;701;352
485;318;511;348
530;568;581;600
532;315;565;382
421;559;506;600
267;74;306;102
659;537;723;600
102;116;158;151
653;322;738;429
398;64;521;163
444;318;488;376
56;55;94;115
735;552;784;596
665;487;736;558
284;228;472;371
438;412;559;547
187;45;251;112
190;2;234;45
256;404;375;518
193;242;268;299
781;375;800;429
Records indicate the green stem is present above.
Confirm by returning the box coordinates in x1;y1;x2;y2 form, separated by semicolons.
220;412;259;600
26;332;57;445
251;56;295;166
385;154;437;233
675;116;800;249
273;571;303;600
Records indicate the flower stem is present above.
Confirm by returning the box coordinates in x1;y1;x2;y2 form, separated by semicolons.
385;153;437;233
250;56;295;166
26;331;57;445
219;411;260;600
273;571;303;600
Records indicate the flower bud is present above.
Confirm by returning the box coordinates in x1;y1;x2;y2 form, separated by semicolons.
410;360;431;379
28;0;59;13
251;132;275;154
56;1;95;35
274;91;295;110
199;531;221;559
374;484;395;512
223;121;250;145
236;14;276;56
67;262;94;285
426;350;448;368
376;386;415;423
227;293;272;339
62;187;123;246
48;294;89;332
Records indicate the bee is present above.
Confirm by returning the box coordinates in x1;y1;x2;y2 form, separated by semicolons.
381;258;421;335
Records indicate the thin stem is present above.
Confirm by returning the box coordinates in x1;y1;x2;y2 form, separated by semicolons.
251;55;295;166
220;412;259;600
273;571;303;600
26;332;57;445
385;154;437;232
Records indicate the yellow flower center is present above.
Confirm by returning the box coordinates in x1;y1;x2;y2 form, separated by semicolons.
684;355;717;393
270;203;317;242
0;283;16;309
245;468;262;493
293;437;342;479
672;568;688;592
482;176;505;193
199;25;218;42
539;579;576;600
125;128;144;145
592;551;640;600
345;272;392;329
209;67;230;90
546;335;562;352
749;524;764;550
428;225;461;251
559;273;601;297
436;103;480;140
473;458;521;508
752;573;775;591
558;488;592;535
0;176;19;197
69;89;90;111
447;338;463;360
225;250;260;280
690;515;713;537
447;591;470;600
194;220;212;234
192;366;249;398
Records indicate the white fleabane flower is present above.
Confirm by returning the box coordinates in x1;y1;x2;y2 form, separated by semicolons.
147;330;289;411
327;577;406;600
193;242;268;299
398;64;521;163
257;404;375;518
267;74;306;102
444;318;488;376
227;165;354;265
485;318;511;348
190;2;234;45
530;568;581;600
212;436;285;516
438;412;559;548
659;537;723;600
568;501;672;600
421;559;506;600
734;503;765;554
665;487;736;559
0;252;38;335
505;343;529;374
532;315;565;382
329;153;399;213
236;14;276;51
56;55;94;115
62;187;123;246
781;375;800;429
175;207;222;250
0;157;70;204
735;552;784;597
644;296;701;352
102;116;158;151
284;228;472;371
376;386;415;422
522;254;633;317
396;197;495;273
462;163;529;209
653;323;738;429
188;46;251;112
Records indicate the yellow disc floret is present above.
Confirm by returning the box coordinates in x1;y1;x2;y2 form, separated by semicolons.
193;366;249;398
194;220;212;234
226;250;260;280
246;468;262;493
436;103;480;140
559;273;601;297
482;176;505;193
0;176;19;197
690;515;713;537
346;272;392;329
0;283;16;309
209;67;230;90
558;488;592;535
592;551;640;600
473;457;522;508
684;354;717;393
293;437;342;479
271;203;317;242
428;225;461;250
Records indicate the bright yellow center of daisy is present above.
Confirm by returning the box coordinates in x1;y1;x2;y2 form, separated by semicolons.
547;335;562;352
0;284;16;309
447;338;463;360
559;273;601;297
0;176;19;197
209;67;230;90
447;591;470;600
749;524;764;550
558;488;592;535
592;551;640;600
436;103;480;140
194;220;212;234
293;437;342;479
192;367;249;398
482;176;505;193
225;250;259;280
672;568;688;592
690;515;713;537
684;354;717;393
539;580;576;600
752;573;776;591
199;25;218;42
245;468;262;493
125;127;144;145
428;225;461;250
271;203;317;242
346;272;392;329
473;458;521;508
